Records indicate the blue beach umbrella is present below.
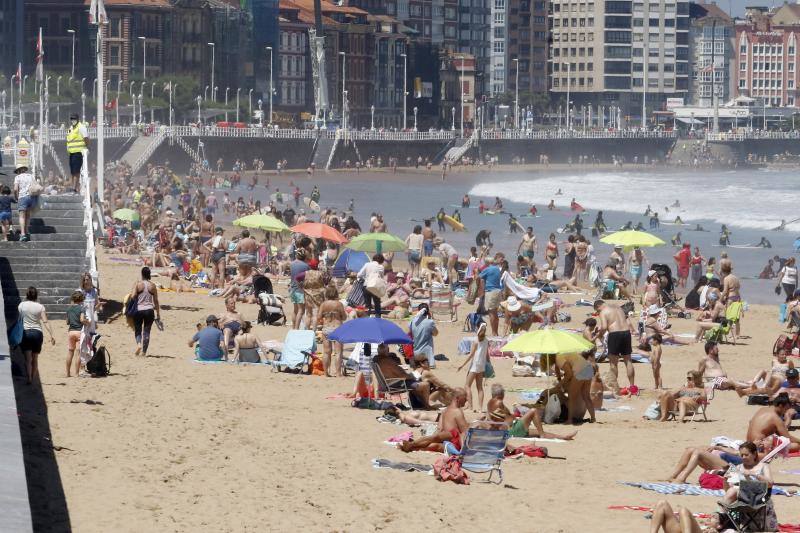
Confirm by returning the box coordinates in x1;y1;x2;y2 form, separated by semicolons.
327;317;412;345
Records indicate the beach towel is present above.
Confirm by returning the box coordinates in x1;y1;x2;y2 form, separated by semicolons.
598;405;634;413
511;437;569;444
631;353;651;364
781;469;800;475
608;506;800;532
371;458;433;473
387;431;414;443
620;481;795;497
433;455;470;485
325;392;356;400
501;271;543;302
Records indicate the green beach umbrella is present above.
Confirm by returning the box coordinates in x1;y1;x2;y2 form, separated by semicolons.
346;232;406;254
112;208;139;221
600;230;665;252
233;213;289;233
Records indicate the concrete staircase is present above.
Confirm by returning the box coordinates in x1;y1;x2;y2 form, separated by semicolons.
443;134;475;163
0;168;89;322
311;136;336;170
119;132;167;175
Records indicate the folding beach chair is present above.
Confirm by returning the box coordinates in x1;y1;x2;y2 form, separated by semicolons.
723;301;744;344
666;396;710;422
371;360;411;406
266;329;315;373
445;428;509;484
718;480;772;532
429;285;460;322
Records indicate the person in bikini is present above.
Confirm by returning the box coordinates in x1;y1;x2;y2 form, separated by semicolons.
317;285;347;377
231;229;259;278
483;383;577;440
737;352;795;399
203;227;228;289
399;388;469;452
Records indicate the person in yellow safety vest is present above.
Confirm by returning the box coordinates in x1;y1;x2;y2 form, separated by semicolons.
66;113;89;193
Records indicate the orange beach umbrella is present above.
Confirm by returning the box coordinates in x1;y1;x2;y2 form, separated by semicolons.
290;222;348;244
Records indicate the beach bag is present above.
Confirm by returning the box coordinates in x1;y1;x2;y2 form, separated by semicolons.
698;472;725;490
512;362;535;377
484;358;495;379
643;401;661;420
7;319;23;347
463;312;484;333
86;345;110;377
543;394;562;424
365;271;387;298
28;179;43;196
346;279;366;307
433;455;470;485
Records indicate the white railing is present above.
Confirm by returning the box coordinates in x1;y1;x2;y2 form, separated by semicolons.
80;148;98;284
131;131;167;175
174;135;201;163
479;129;677;140
343;130;457;141
706;131;800;141
445;130;478;163
43;142;67;178
7;126;136;141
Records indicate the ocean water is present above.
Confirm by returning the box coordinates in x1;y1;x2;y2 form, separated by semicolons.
470;168;800;232
227;167;799;304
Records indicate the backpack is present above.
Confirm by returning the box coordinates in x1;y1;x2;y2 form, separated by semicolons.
86;345;111;377
463;312;485;333
773;333;798;355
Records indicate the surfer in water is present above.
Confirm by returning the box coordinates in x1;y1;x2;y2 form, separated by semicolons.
644;205;652;216
570;198;582;211
493;197;504;211
774;219;787;231
649;212;660;230
548;200;556;210
691;224;707;232
476;229;493;248
621;221;633;231
757;237;772;248
594;211;607;234
634;222;646;231
348;199;355;212
462;194;471;208
436;208;447;232
508;214;519;234
671;200;680;208
452;209;462;223
675;216;684;225
478;200;486;214
719;225;731;246
529;204;538;216
671;232;682;246
555;188;563;195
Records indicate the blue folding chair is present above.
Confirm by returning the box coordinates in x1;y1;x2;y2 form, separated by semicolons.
267;330;315;373
445;428;509;484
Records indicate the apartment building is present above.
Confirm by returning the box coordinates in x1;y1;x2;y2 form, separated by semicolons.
490;0;507;96
549;0;690;118
688;1;732;107
508;0;549;99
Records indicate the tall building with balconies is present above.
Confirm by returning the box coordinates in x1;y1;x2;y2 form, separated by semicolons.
688;1;732;108
548;0;690;120
490;0;508;96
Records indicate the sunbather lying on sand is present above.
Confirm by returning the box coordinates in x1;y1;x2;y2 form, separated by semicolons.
648;500;719;532
383;406;441;427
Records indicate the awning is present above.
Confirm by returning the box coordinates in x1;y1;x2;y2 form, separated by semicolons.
675;117;704;125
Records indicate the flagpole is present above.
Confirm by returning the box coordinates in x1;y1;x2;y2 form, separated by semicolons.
93;0;105;202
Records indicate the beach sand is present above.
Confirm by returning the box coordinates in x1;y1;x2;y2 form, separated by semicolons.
20;249;799;532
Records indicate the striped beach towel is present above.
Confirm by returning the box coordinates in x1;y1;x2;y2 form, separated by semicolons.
620;481;795;497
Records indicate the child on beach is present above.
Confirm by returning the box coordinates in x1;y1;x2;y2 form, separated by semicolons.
0;185;15;240
650;333;663;389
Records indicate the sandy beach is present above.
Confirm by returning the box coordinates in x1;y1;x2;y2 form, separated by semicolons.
15;247;799;532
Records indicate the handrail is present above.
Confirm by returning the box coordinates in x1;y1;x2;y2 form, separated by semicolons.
80;148;98;285
479;129;677;140
706;131;800;141
130;130;167;175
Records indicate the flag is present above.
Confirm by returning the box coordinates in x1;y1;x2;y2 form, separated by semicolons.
35;27;44;82
701;64;714;73
105;98;117;110
89;0;107;25
15;63;21;85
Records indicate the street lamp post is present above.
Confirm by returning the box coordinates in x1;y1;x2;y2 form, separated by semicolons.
150;82;154;123
401;52;407;130
248;88;253;120
204;85;209;101
57;76;62;97
91;77;96;101
236;88;240;122
266;46;273;125
81;92;86;122
413;106;418;131
81;77;86;95
224;87;229;122
451;106;455;130
213;86;218;103
563;62;571;130
642;42;648;130
138;93;143;124
512;57;519;129
22;75;28;97
138;36;147;79
68;29;76;80
456;55;465;137
208;43;216;101
370;104;374;130
196;95;202;125
339;51;346;130
1;91;5;127
257;99;263;127
116;79;122;126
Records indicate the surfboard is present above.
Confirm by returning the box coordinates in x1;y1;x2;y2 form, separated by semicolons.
520;214;541;218
443;215;466;232
513;220;526;232
711;244;763;249
484;210;496;215
661;222;691;227
450;203;477;209
303;197;320;212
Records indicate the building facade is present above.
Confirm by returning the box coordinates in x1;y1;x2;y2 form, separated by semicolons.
735;5;800;107
507;0;549;103
549;0;690;120
688;1;732;108
1;0;24;77
439;51;475;128
370;15;409;128
457;0;489;97
490;0;507;96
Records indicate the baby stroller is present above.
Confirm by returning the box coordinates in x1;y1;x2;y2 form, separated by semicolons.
253;275;286;326
651;263;681;309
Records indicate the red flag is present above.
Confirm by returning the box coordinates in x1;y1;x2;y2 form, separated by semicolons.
15;63;21;85
35;27;44;82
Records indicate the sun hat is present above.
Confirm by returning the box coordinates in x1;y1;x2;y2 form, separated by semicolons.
647;269;657;278
505;296;522;312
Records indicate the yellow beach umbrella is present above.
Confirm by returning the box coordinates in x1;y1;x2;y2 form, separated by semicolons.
502;328;594;354
233;213;289;233
112;208;139;221
600;230;665;251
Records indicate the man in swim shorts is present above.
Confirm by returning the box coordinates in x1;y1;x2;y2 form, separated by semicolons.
595;299;637;392
400;388;469;452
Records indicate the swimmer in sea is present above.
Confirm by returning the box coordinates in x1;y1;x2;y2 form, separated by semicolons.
621;221;633;231
462;194;471;208
634;222;646;231
692;224;707;232
556;189;563;195
774;219;787;231
675;216;683;225
548;199;555;210
671;232;682;246
644;204;652;216
478;200;486;214
758;237;772;248
671;200;680;208
493;197;504;211
529;204;538;216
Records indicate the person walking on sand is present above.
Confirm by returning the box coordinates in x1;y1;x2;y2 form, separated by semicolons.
131;266;161;357
458;323;488;412
18;286;56;385
594;299;638;393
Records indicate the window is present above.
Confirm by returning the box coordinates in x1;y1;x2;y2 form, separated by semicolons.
740;44;747;54
494;40;505;52
648;78;658;87
633;18;643;26
739;79;746;88
605;1;632;13
648;47;658;57
109;17;121;38
664;18;674;27
632;62;643;71
494;12;504;23
648;17;658;26
648;63;658;72
633;77;643;87
663;64;674;72
740;61;746;71
495;0;505;8
791;63;796;72
604;60;630;73
605;16;632;29
494;27;505;38
605;75;631;88
606;45;631;58
605;30;631;43
790;46;796;55
110;44;120;66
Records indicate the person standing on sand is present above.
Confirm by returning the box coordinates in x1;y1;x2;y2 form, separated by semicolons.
422;219;435;256
18;287;56;385
405;225;424;278
673;243;691;289
594;299;637;394
458;323;488;411
131;267;161;357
